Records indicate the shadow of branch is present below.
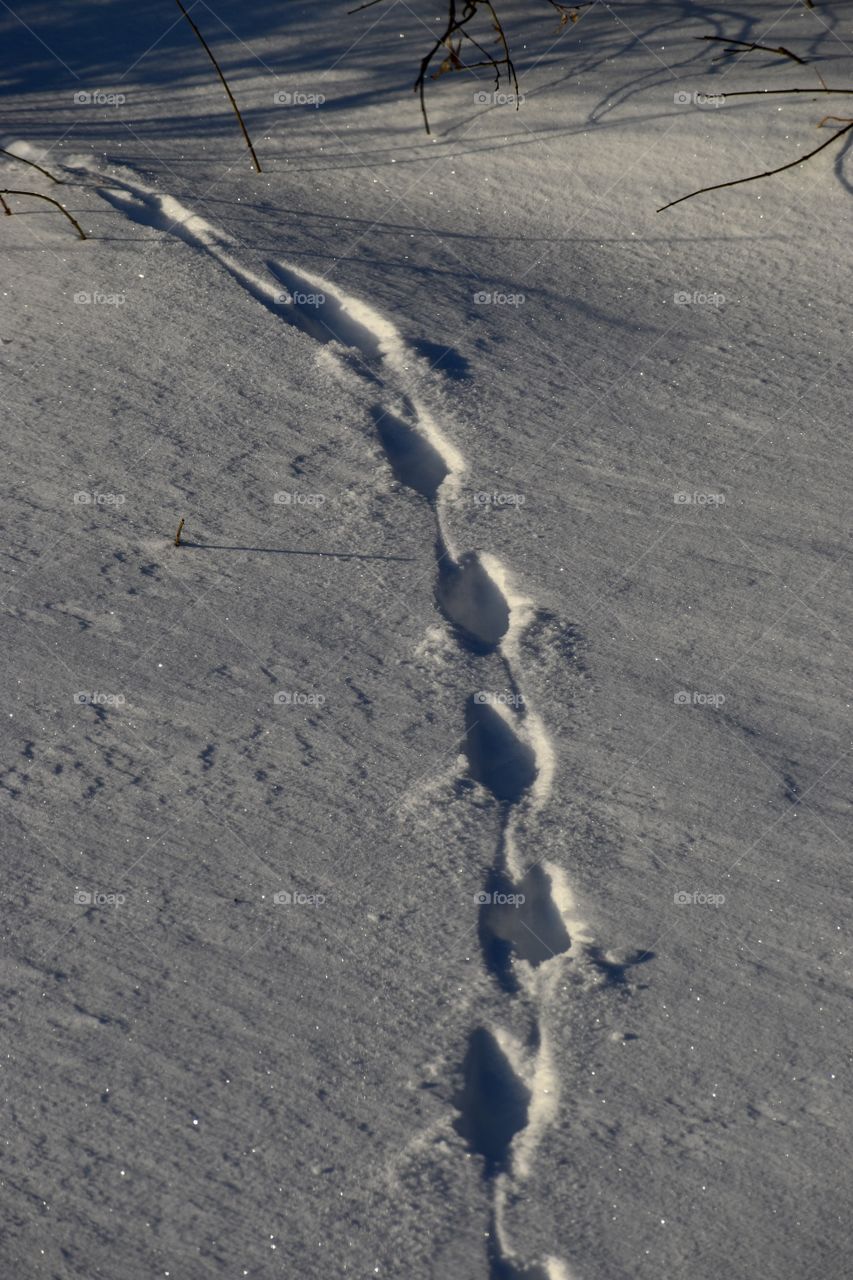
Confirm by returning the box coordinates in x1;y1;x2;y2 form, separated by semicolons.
180;542;414;562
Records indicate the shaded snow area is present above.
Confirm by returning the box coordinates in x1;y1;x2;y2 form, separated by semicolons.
1;0;851;1276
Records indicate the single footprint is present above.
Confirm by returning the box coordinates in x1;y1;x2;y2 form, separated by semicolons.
453;1027;530;1179
437;552;511;654
370;405;449;500
464;697;537;804
479;865;571;991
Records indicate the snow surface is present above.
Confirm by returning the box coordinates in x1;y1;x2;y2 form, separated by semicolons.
0;1;851;1277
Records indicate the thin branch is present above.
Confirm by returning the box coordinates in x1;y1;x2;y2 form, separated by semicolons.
0;189;87;238
412;0;521;134
174;0;261;173
721;86;853;97
696;35;827;89
350;0;593;130
0;193;11;216
415;0;461;133
658;119;853;211
483;0;519;98
0;147;63;183
697;35;808;66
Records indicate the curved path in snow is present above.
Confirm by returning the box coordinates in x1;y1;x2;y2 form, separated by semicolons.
30;144;597;1280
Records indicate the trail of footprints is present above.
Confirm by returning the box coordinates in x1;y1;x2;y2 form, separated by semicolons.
42;146;595;1278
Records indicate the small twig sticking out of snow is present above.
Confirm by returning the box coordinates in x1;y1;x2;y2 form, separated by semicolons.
713;86;853;99
350;0;593;133
0;193;10;216
696;35;828;90
658;117;853;211
174;517;185;548
0;148;63;183
407;1;520;134
0;189;86;238
174;0;261;173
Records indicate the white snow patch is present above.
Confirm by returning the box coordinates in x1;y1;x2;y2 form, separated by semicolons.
541;860;592;949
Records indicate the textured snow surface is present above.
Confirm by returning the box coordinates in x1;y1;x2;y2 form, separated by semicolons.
0;1;851;1277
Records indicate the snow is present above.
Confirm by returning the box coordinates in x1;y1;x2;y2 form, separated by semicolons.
1;1;851;1277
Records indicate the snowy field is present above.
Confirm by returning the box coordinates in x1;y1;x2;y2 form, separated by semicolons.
1;1;851;1276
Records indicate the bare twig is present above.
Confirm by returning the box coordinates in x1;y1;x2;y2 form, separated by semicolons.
352;0;590;132
0;147;63;183
174;517;186;547
697;35;807;66
658;119;853;211
174;0;261;172
717;86;853;98
696;35;827;89
414;1;520;133
0;193;11;215
0;189;86;238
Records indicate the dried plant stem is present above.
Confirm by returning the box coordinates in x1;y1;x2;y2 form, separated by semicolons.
695;35;825;88
0;189;86;238
0;148;63;183
175;0;261;172
722;86;853;98
658;118;853;211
